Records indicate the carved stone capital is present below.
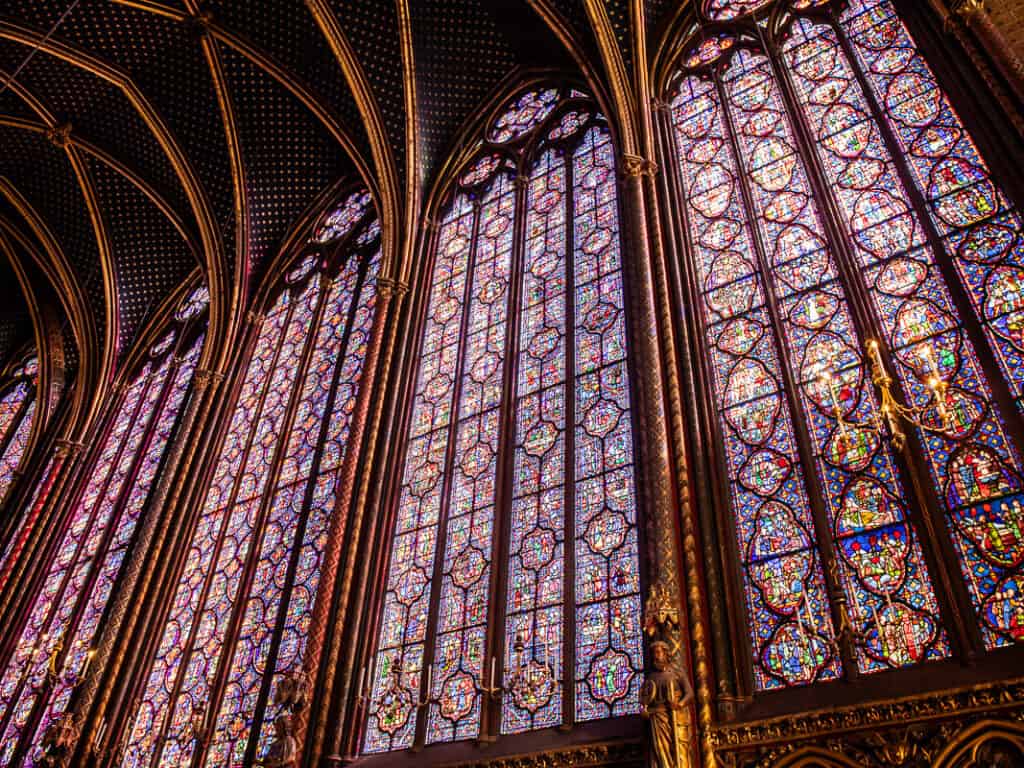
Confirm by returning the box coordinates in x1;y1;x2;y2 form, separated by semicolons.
193;367;225;392
644;580;681;641
621;153;659;178
45;123;72;149
376;277;409;301
651;97;672;113
54;439;84;460
956;0;987;20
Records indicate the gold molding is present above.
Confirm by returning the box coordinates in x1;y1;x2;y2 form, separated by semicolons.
582;0;639;154
0;19;229;376
712;678;1024;752
305;0;402;281
621;153;659;177
396;0;419;287
0;185;96;439
441;741;644;768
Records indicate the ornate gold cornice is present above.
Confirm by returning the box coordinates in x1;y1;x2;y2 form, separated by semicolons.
712;677;1024;752
376;276;409;301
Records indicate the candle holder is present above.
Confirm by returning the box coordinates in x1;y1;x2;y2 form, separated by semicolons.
865;339;954;450
504;630;559;714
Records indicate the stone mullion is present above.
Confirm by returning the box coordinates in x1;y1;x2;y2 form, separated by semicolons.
0;378;138;673
138;303;295;768
101;327;250;767
0;431;78;601
334;259;425;762
0;373;154;767
241;261;371;766
38;350;188;767
0;405;105;633
651;96;743;716
0;394;67;553
192;279;331;768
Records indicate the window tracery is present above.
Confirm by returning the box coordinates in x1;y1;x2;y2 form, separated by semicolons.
666;0;1024;692
122;189;382;768
363;86;643;755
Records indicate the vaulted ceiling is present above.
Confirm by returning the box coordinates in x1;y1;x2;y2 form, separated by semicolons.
0;0;685;388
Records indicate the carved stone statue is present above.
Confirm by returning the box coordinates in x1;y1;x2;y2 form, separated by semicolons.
257;713;298;767
37;712;77;768
641;640;693;768
273;669;310;712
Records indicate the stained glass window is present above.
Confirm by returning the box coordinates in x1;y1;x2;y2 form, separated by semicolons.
0;295;207;767
363;87;643;755
122;192;381;768
0;360;36;503
667;0;1024;691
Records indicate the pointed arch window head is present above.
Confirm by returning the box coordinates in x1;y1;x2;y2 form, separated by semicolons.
175;284;210;323
0;295;207;767
667;0;1024;695
363;85;643;755
0;352;40;504
312;189;374;245
122;188;382;768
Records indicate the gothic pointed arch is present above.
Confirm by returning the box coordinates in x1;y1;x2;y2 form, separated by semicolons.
657;0;1024;704
359;82;646;761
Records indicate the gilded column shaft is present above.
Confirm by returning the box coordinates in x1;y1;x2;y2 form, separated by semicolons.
957;0;1024;105
72;368;222;766
0;448;67;594
298;280;399;766
326;279;410;762
0;439;83;628
620;154;703;768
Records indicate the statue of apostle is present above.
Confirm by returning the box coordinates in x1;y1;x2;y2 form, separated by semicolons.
641;639;694;768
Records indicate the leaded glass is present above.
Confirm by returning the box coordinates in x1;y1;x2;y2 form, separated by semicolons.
0;377;35;502
365;88;642;753
313;191;372;244
672;73;840;687
0;332;202;767
124;197;381;768
669;0;1024;688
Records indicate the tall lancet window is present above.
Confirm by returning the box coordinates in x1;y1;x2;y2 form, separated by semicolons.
0;287;207;767
363;87;643;756
667;0;1024;693
0;354;39;504
123;189;381;768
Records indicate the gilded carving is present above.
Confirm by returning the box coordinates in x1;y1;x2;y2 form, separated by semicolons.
621;153;659;178
642;640;694;768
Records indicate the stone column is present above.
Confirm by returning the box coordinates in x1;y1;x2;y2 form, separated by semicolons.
620;154;702;768
72;366;223;767
956;0;1024;105
294;277;405;767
